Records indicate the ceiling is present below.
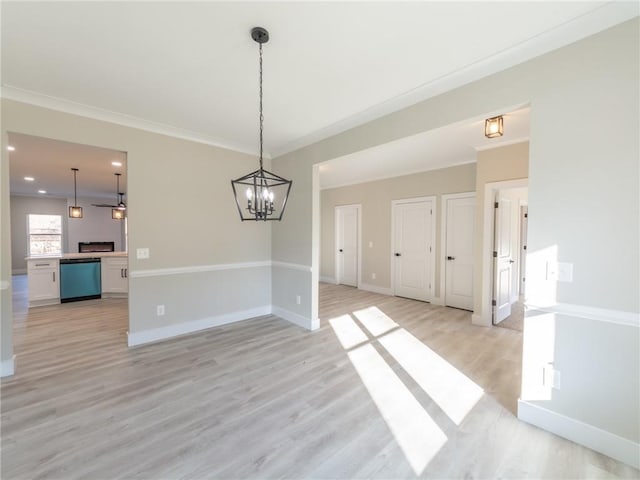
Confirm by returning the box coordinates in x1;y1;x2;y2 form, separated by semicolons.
319;107;530;189
8;133;127;200
2;1;637;161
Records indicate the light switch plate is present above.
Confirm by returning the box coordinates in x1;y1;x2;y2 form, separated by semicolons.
137;248;150;260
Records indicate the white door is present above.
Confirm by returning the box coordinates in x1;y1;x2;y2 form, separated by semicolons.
336;205;358;287
392;199;434;302
493;194;514;323
445;196;475;310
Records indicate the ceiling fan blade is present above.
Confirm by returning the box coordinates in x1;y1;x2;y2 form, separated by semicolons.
91;203;117;208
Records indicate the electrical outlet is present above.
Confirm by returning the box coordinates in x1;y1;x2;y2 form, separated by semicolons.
137;248;150;260
296;295;301;305
369;241;374;248
157;305;165;316
372;273;376;280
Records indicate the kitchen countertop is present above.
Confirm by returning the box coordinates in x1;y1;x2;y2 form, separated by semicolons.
26;252;128;261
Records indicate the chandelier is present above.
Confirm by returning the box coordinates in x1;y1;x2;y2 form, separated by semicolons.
231;27;292;221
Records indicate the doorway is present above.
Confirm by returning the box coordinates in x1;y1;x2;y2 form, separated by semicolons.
335;204;361;287
492;186;528;328
391;197;435;302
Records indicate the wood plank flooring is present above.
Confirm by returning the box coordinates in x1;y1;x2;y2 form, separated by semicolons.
1;278;637;479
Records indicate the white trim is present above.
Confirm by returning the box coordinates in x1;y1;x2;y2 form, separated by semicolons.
129;260;312;279
474;137;530;152
440;192;476;309
0;280;9;291
431;296;444;306
391;196;437;301
526;303;639;328
1;86;260;157
518;400;640;469
478;178;528;327
127;306;272;347
271;261;312;272
359;283;393;296
1;355;16;377
320;276;337;284
271;2;639;158
334;204;362;288
272;306;319;331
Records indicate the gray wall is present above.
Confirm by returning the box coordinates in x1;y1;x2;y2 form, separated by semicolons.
272;19;639;455
65;197;125;253
1;98;271;349
320;163;476;298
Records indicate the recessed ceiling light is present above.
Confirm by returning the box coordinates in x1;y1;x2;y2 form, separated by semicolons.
7;146;15;151
24;176;35;182
38;190;47;194
112;161;122;167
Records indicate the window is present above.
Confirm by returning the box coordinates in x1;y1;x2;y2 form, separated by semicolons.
28;214;62;256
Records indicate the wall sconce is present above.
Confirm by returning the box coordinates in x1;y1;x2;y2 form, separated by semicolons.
485;116;504;138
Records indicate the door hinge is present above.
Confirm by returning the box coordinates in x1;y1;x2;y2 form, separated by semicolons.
523;245;527;250
430;209;433;215
494;202;499;208
524;213;528;218
493;251;497;258
429;246;432;252
492;300;497;306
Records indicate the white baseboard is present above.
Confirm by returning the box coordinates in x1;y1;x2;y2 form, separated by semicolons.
272;306;319;331
1;355;16;377
128;305;272;347
518;400;640;469
319;276;337;284
359;283;392;296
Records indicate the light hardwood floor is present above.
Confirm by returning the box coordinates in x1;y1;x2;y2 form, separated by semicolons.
1;278;637;479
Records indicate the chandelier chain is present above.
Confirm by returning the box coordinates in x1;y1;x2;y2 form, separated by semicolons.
259;42;264;170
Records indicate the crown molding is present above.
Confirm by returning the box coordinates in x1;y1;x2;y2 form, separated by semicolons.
0;85;266;158
271;2;639;158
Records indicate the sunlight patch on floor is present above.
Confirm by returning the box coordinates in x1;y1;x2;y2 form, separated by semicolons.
377;327;483;425
329;314;369;350
348;343;447;474
352;306;398;336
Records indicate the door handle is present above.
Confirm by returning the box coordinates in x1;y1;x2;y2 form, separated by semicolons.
52;272;55;282
339;249;343;253
447;256;456;261
394;253;401;257
509;259;515;264
121;268;124;278
125;268;127;278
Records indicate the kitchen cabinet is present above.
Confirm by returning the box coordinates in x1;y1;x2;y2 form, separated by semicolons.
27;259;60;307
101;257;128;297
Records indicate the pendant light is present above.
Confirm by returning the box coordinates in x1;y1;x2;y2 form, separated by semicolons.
231;27;292;221
112;173;126;220
69;168;83;218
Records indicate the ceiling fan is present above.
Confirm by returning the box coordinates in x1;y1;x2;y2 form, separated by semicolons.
92;173;126;210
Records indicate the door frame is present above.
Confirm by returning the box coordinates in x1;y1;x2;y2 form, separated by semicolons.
474;178;528;327
439;191;476;308
334;204;362;288
391;196;436;301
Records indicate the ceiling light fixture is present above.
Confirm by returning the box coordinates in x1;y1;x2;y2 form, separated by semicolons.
24;176;34;182
112;173;126;220
38;190;47;194
231;27;292;221
69;168;83;218
111;161;122;167
485;115;504;138
7;146;15;151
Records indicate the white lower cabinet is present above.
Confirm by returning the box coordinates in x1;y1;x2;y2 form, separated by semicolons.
27;259;60;307
101;257;129;297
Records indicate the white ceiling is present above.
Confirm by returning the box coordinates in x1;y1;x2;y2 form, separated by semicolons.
2;1;637;161
8;133;127;200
